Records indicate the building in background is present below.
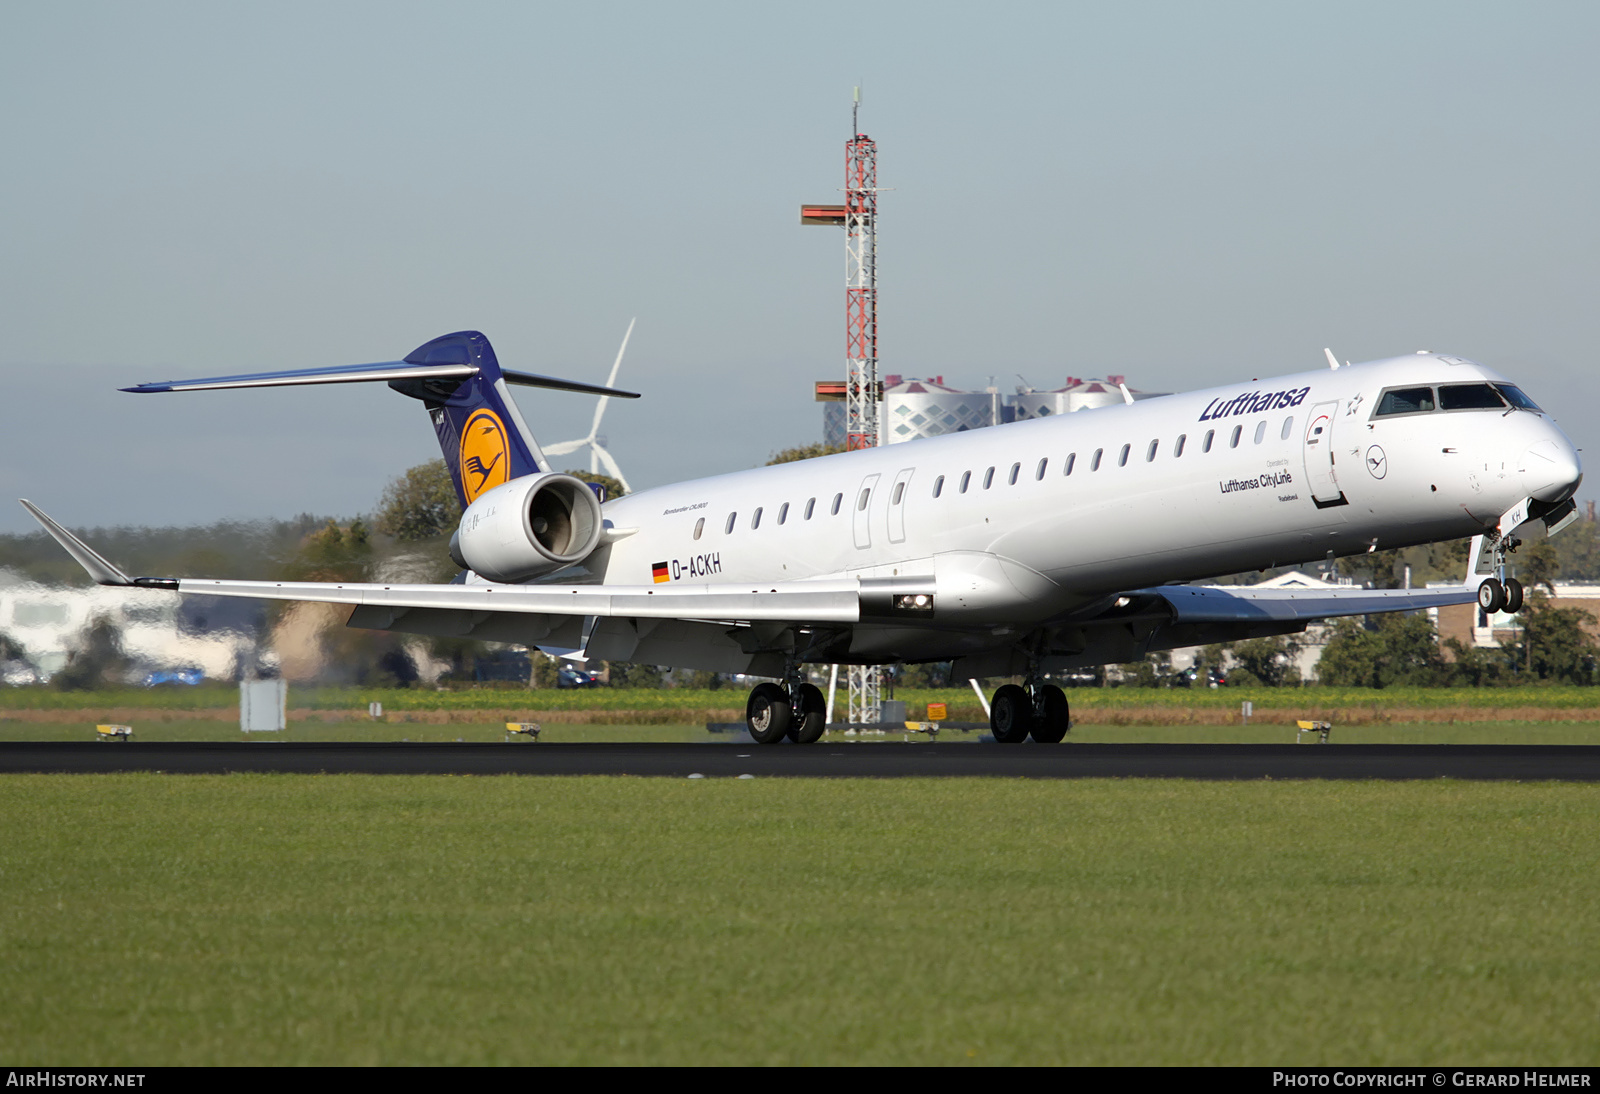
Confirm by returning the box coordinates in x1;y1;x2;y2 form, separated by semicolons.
0;570;267;684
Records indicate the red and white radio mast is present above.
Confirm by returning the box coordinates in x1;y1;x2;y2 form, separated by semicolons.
803;87;882;450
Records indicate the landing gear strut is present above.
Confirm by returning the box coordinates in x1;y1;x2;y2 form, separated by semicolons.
989;662;1071;745
744;667;827;745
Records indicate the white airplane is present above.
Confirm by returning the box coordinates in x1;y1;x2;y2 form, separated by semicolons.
23;333;1582;746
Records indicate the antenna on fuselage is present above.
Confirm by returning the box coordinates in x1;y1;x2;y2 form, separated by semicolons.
1324;348;1340;371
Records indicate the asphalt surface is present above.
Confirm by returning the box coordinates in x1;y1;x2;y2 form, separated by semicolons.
4;741;1600;779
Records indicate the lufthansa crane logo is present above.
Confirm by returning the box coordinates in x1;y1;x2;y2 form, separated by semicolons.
1365;445;1388;479
459;409;511;503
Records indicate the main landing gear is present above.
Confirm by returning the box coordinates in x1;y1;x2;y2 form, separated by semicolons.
745;676;826;745
990;679;1072;744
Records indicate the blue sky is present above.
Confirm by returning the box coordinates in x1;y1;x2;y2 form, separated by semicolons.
2;1;1596;532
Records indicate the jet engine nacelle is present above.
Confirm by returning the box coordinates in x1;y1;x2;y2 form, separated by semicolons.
451;473;604;583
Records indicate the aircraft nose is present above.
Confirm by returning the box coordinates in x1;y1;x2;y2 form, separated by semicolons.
1522;438;1583;503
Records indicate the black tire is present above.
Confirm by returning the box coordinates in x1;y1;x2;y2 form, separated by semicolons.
746;682;792;744
1503;577;1525;615
1477;578;1506;614
1031;684;1070;744
787;682;827;744
990;684;1034;744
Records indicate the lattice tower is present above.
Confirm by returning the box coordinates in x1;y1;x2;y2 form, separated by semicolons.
844;133;878;450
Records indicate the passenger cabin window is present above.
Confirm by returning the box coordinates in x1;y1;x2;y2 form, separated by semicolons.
805;498;816;520
1091;448;1103;471
856;488;870;511
932;475;944;498
1440;383;1508;411
751;507;762;529
778;502;789;524
1008;463;1020;485
694;517;704;540
1280;416;1294;440
1064;453;1076;475
1118;444;1130;467
1146;439;1158;462
831;493;843;515
1174;434;1186;457
1253;421;1267;444
960;471;971;493
1203;429;1215;452
725;512;737;534
1035;457;1048;480
983;467;995;489
892;482;905;505
1230;425;1242;448
1375;387;1436;417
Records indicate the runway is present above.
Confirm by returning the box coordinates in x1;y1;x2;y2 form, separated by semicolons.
4;741;1600;779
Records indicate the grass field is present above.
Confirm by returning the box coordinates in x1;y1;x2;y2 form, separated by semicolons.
6;719;1600;745
2;775;1598;1065
7;684;1600;726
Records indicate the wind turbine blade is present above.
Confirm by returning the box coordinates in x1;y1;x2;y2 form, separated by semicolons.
605;318;635;390
541;438;587;457
587;318;636;439
594;444;631;495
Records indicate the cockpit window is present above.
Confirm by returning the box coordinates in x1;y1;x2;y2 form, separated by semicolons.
1374;387;1435;417
1495;384;1543;412
1439;383;1507;411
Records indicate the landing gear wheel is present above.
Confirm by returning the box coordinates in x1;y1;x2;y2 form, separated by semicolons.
1031;684;1070;744
1477;578;1506;614
746;682;792;745
1503;577;1525;614
990;684;1034;744
787;682;827;744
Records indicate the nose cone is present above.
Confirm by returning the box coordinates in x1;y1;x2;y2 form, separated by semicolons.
1522;438;1583;503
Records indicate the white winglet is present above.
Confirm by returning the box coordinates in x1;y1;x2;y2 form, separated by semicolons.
19;500;134;586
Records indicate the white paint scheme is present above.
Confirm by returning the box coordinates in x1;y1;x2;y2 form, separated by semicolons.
25;352;1583;682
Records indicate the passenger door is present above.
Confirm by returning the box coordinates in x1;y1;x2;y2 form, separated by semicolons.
1302;401;1347;507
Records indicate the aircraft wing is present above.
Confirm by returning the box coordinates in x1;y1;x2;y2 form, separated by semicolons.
157;574;867;624
19;499;924;626
1143;581;1479;623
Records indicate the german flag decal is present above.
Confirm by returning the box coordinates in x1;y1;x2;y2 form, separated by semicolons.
652;561;670;584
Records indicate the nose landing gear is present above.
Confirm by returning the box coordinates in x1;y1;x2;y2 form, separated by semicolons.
1477;576;1525;615
1476;532;1527;615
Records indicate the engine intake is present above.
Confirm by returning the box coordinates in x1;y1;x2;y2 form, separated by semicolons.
452;473;604;583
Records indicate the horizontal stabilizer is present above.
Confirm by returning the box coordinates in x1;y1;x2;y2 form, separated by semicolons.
121;360;476;394
501;369;640;399
122;362;639;399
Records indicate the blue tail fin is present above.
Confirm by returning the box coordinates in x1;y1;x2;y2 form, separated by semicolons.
121;329;640;510
391;331;546;507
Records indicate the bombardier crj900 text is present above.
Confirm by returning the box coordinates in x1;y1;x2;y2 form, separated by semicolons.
23;333;1583;745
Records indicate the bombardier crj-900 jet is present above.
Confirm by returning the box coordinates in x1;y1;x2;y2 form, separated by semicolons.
24;332;1583;745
